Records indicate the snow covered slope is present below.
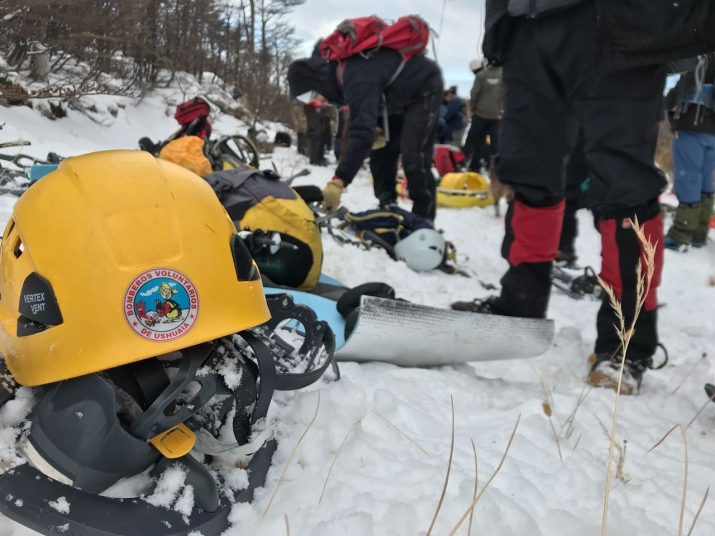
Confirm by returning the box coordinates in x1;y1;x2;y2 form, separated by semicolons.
1;92;715;536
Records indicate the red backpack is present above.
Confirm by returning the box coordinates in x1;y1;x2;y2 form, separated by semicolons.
433;145;466;177
319;16;431;142
319;15;431;84
174;97;212;139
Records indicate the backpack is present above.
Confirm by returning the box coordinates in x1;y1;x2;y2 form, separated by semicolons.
203;167;323;290
339;206;467;275
320;15;429;61
158;136;213;177
433;145;466;177
343;206;435;248
674;55;715;125
319;15;431;86
174;97;212;139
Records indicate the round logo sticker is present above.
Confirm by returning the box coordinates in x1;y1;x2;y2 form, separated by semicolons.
123;269;199;341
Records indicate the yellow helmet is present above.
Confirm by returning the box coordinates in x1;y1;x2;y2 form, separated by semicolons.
0;150;269;386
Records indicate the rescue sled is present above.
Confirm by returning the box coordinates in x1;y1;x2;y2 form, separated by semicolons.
436;172;495;209
264;274;555;368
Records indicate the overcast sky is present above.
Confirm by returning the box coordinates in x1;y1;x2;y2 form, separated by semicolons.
289;0;485;96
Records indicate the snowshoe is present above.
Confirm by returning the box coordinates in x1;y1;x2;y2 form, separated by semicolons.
0;294;336;536
551;265;602;300
587;354;644;395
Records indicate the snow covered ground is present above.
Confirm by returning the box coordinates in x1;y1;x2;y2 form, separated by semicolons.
2;89;715;536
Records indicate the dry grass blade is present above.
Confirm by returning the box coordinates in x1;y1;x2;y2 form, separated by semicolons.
572;433;582;451
426;395;455;536
372;411;429;455
541;377;564;461
671;354;707;396
686;486;709;536
646;423;688;536
562;384;594;438
595;415;628;485
263;391;321;518
319;420;361;504
468;439;478;536
285;514;290;536
448;414;521;536
615;440;628;483
531;365;563;461
599;217;657;536
686;391;715;429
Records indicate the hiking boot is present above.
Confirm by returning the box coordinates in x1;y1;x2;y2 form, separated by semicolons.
587;354;645;395
664;235;688;251
691;238;707;248
450;296;500;314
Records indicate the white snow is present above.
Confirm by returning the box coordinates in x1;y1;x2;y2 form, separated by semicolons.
145;466;188;510
0;68;714;536
173;485;195;518
47;496;69;515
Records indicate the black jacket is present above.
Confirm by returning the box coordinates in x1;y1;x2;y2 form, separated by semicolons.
483;0;715;72
665;56;715;135
288;49;443;185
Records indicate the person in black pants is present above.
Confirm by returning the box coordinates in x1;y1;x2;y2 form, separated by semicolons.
288;45;444;220
462;58;504;173
452;0;671;395
556;132;589;264
369;100;441;219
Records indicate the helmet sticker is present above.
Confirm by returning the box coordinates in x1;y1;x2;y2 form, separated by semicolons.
123;269;199;341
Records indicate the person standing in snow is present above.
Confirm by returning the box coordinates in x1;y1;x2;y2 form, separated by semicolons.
452;0;715;395
663;54;715;251
443;86;466;148
322;104;338;155
287;45;444;220
334;106;349;161
556;132;589;265
304;94;329;166
462;57;504;174
291;99;308;156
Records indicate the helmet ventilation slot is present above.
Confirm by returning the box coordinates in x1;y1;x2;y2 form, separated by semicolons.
13;237;23;259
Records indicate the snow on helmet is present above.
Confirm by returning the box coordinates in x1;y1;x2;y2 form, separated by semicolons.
394;229;446;272
469;56;486;72
0;149;269;386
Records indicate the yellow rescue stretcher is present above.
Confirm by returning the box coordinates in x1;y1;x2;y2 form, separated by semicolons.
437;172;494;208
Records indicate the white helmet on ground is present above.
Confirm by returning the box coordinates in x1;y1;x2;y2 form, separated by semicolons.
394;229;446;272
469;57;486;72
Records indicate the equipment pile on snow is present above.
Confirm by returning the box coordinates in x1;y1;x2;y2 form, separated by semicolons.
0;151;336;536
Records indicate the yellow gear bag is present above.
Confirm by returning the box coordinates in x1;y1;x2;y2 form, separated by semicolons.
158;136;213;177
203;168;323;290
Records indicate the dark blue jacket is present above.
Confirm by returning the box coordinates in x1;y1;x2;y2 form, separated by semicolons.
444;97;465;131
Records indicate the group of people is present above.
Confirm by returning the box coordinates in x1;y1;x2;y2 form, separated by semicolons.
438;57;505;179
287;0;715;395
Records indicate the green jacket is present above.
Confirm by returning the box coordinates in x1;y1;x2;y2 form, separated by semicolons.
470;66;504;120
